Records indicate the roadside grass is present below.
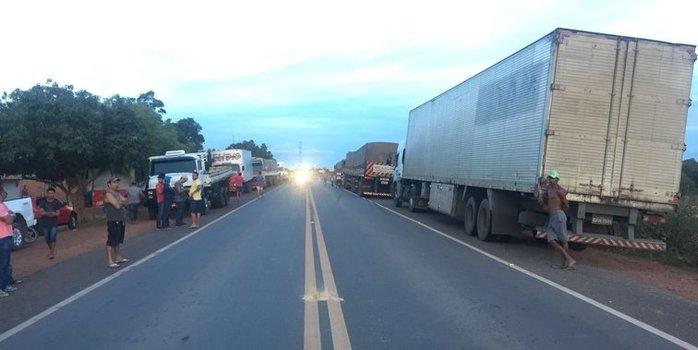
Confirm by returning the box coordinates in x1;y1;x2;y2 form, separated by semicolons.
633;197;698;267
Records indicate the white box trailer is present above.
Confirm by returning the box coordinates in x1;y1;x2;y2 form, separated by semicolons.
394;28;696;250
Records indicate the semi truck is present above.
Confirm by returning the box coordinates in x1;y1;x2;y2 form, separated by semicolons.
146;149;246;218
343;142;398;196
393;28;696;251
252;157;283;186
210;149;254;191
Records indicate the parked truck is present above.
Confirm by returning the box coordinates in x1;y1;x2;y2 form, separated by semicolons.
0;177;38;250
210;149;254;191
393;28;696;251
252;157;283;186
146;149;245;218
343;142;398;196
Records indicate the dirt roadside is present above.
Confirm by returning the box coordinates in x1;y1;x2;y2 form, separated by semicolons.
580;247;698;301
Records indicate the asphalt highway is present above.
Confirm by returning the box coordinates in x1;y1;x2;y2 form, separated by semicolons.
0;182;693;349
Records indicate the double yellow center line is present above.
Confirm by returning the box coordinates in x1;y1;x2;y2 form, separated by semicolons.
304;186;352;350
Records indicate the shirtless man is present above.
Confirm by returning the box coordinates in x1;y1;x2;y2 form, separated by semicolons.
538;170;576;269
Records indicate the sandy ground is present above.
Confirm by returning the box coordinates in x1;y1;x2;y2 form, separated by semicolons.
12;218;157;278
579;247;698;301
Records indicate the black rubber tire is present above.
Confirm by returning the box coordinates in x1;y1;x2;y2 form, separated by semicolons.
476;199;493;241
68;214;78;230
569;242;588;251
464;196;477;236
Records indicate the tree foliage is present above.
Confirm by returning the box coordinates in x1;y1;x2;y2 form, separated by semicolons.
0;81;188;207
227;139;274;159
174;117;205;152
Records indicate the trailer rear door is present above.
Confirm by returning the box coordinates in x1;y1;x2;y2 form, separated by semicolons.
545;30;694;206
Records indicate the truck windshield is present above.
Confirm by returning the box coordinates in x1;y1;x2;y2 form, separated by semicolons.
151;158;197;175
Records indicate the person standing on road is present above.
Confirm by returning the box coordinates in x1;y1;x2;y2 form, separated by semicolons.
155;174;167;230
162;176;174;230
233;172;243;201
126;182;143;223
0;189;17;297
38;188;62;259
188;171;203;229
104;178;129;268
538;170;576;269
253;173;265;196
174;176;188;227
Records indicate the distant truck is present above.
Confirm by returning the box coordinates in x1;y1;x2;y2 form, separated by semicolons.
394;28;696;251
146;149;245;218
343;142;398;196
210;149;254;191
252;157;283;186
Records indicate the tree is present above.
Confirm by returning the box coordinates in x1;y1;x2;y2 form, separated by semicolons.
174;117;205;152
136;90;166;114
0;82;187;209
226;139;274;159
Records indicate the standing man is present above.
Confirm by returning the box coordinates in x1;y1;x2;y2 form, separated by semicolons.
126;181;143;223
189;171;203;229
38;188;62;259
174;176;188;226
104;178;129;268
0;189;16;297
233;172;244;200
538;170;576;269
155;173;166;230
162;176;174;230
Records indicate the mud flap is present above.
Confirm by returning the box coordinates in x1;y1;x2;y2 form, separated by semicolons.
488;189;520;236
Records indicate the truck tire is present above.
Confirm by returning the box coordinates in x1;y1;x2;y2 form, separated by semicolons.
464;196;477;236
476;199;493;241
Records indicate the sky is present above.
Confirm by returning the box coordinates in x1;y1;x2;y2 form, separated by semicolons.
1;0;697;167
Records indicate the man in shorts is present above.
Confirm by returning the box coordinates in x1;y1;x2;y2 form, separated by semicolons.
38;188;62;259
538;170;576;269
188;171;203;229
103;178;129;268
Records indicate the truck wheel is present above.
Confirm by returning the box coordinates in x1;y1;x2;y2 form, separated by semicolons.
464;196;477;236
476;199;493;241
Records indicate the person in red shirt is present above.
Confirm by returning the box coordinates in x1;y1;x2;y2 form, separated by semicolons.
155;173;167;229
233;172;244;201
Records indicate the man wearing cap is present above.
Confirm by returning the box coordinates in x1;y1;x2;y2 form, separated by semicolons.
538;170;576;269
104;178;129;268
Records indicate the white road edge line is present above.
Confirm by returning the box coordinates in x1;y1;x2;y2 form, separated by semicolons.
374;202;697;350
309;186;352;350
0;190;271;344
303;189;321;350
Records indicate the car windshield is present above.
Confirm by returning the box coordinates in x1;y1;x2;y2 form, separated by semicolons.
150;158;196;175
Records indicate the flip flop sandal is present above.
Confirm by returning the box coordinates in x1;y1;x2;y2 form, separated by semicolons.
117;258;130;264
107;263;120;268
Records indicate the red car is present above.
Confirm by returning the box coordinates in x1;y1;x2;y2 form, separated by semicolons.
32;197;79;230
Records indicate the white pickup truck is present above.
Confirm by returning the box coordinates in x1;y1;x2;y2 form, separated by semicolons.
4;197;37;250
